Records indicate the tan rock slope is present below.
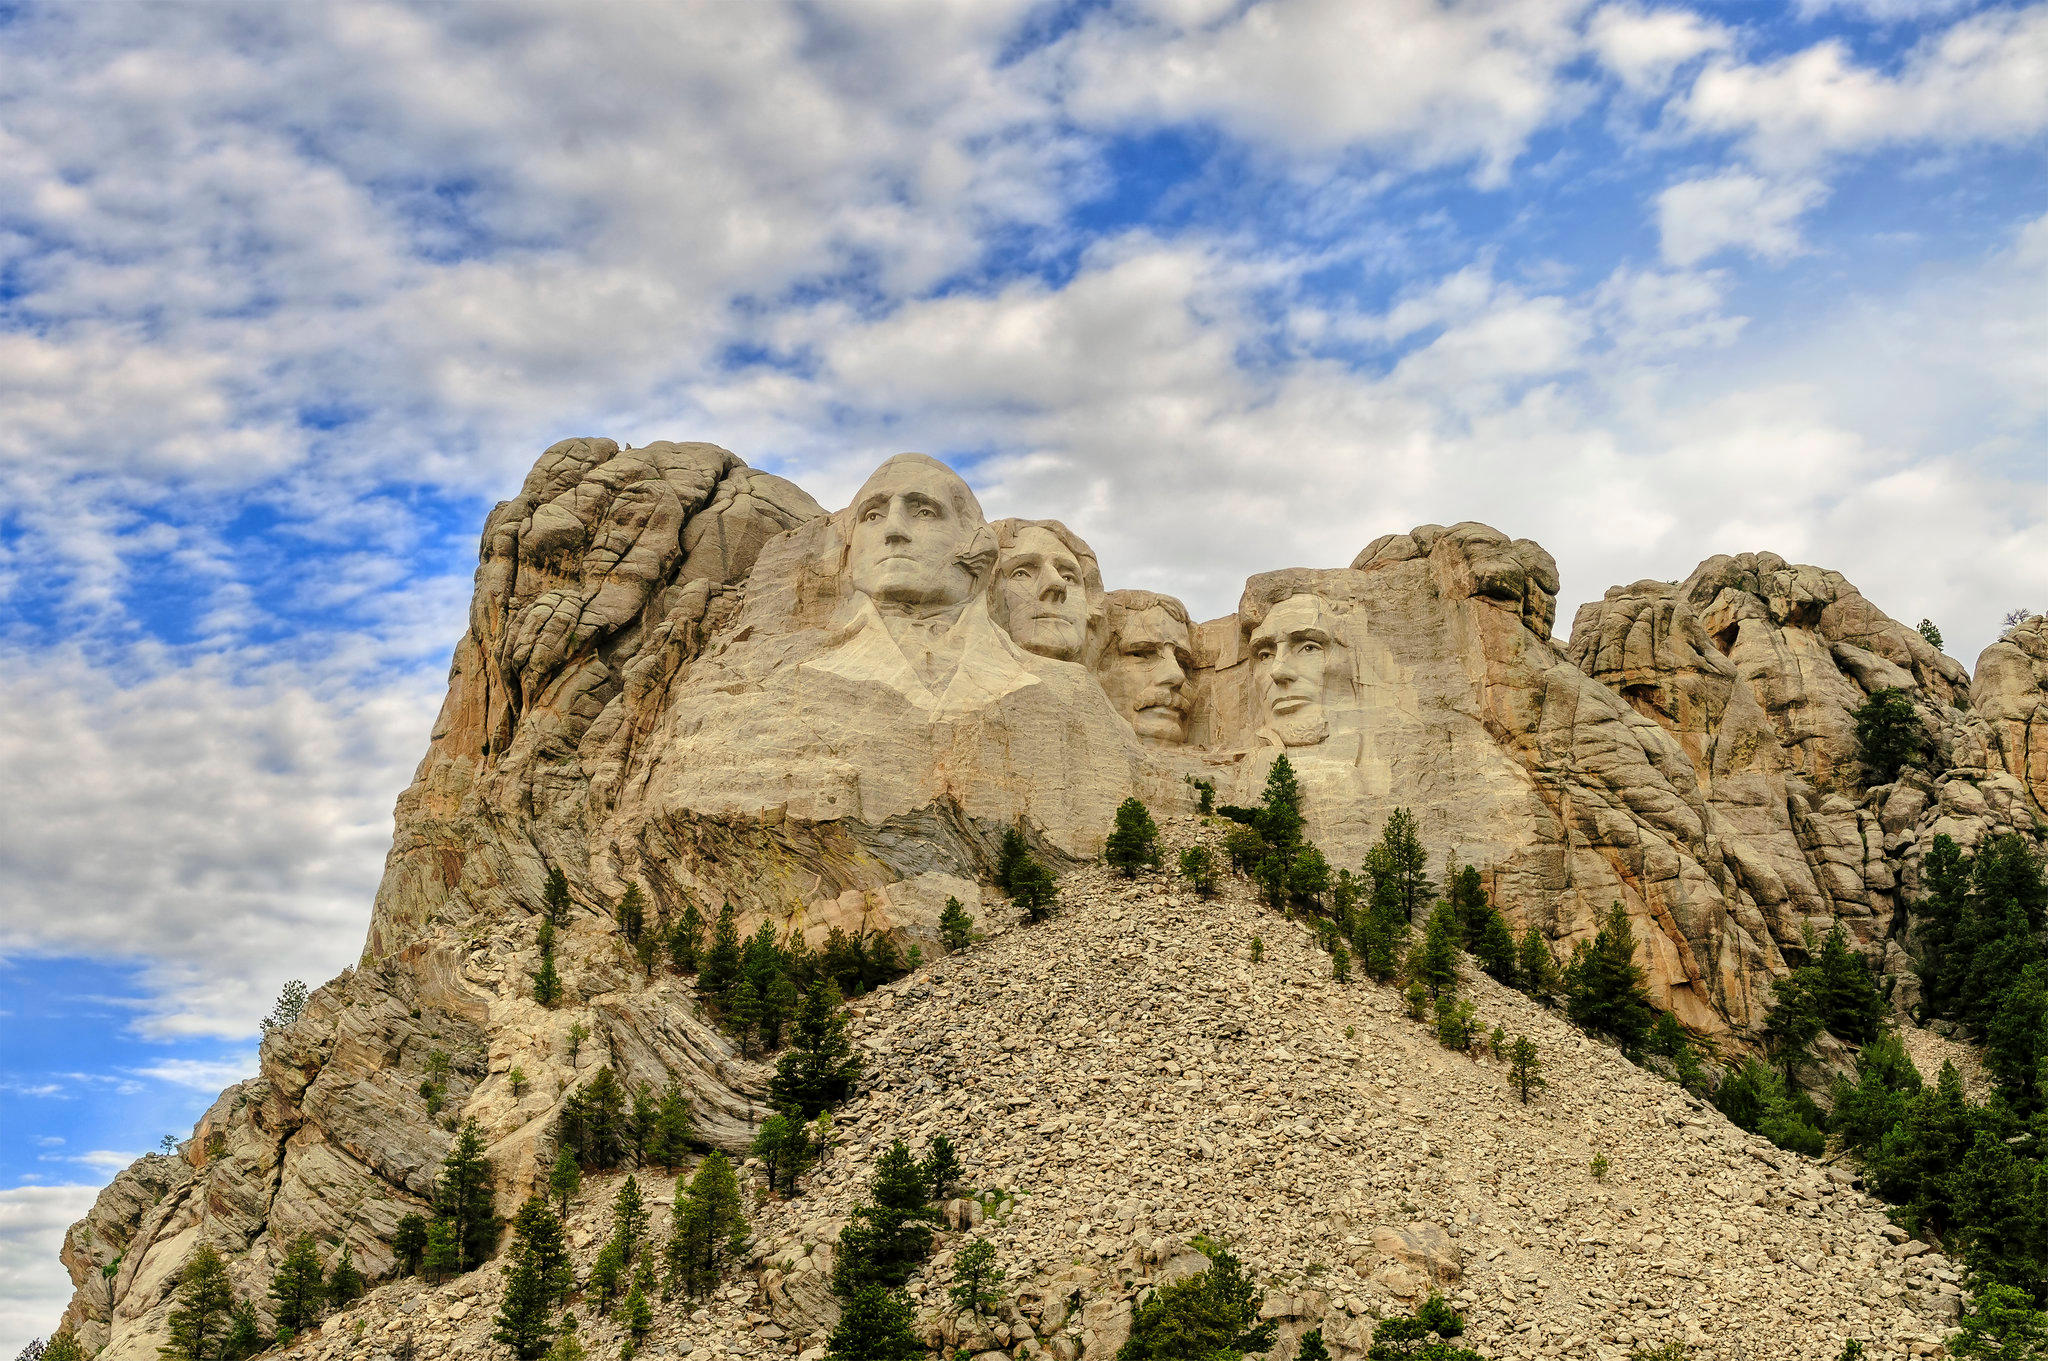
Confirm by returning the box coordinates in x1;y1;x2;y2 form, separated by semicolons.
52;441;2044;1357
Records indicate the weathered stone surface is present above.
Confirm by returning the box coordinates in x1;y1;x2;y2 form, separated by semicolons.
54;443;2039;1358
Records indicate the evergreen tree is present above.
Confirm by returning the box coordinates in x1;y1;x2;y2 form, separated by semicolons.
493;1243;555;1361
511;1195;574;1306
1509;1036;1544;1103
1830;1032;1925;1155
616;883;647;944
826;1284;924;1361
1868;1061;1978;1237
646;1082;697;1171
45;1334;91;1361
1412;902;1461;999
1331;942;1351;983
1365;1295;1484;1361
702;902;744;1006
629;1082;658;1165
666;1152;749;1297
1985;963;2048;1115
1363;808;1431;922
770;981;862;1118
939;895;976;950
1471;908;1518;987
1353;903;1404;983
393;1212;430;1276
922;1134;963;1200
1222;824;1267;877
834;1139;940;1292
161;1243;235;1361
1295;1328;1333;1361
1115;1240;1276;1361
752;1114;814;1196
268;1234;326;1333
621;1274;654;1346
1918;619;1944;652
422;1218;461;1283
670;900;704;974
1106;797;1163;877
545;1316;587;1361
587;1238;624;1314
1947;1282;2048;1361
532;948;563;1007
547;1147;581;1218
1563;902;1655;1053
1516;925;1563;1003
1256;755;1305;854
948;1238;1004;1321
558;1067;631;1169
764;969;802;1049
1009;853;1059;923
542;866;573;925
1813;926;1887;1044
729;978;764;1056
436;1119;499;1269
1762;968;1827;1087
995;827;1030;893
219;1303;264;1361
324;1244;365;1309
609;1176;649;1267
1434;993;1477;1051
1288;844;1332;913
1852;688;1930;785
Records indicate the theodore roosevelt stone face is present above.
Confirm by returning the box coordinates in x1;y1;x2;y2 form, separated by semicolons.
992;524;1092;661
1249;593;1340;747
1097;591;1194;744
846;455;984;612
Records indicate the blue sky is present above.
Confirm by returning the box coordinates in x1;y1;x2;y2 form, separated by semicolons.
1;0;2043;1346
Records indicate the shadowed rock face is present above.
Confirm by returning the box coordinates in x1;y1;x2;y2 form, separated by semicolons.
57;446;2044;1358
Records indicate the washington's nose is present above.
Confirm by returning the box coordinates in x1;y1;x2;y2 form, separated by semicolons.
882;501;914;541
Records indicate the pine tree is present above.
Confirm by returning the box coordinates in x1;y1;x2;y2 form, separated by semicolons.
1829;1032;1924;1155
1412;902;1461;999
922;1134;963;1200
995;827;1031;893
647;1082;697;1171
511;1195;574;1306
436;1119;499;1269
948;1238;1003;1321
1363;808;1430;922
1762;968;1827;1087
1288;844;1331;912
616;883;647;944
702;902;743;1006
770;981;863;1117
46;1333;91;1361
587;1238;624;1314
1353;902;1404;983
532;948;563;1007
1563;902;1655;1053
666;1152;749;1297
610;1176;649;1267
1116;1240;1276;1361
1917;619;1944;652
542;866;573;925
1948;1282;2048;1361
1472;908;1519;987
1178;846;1219;898
729;977;764;1056
545;1316;587;1361
393;1212;429;1276
325;1244;365;1309
1813;926;1887;1045
1295;1328;1333;1361
939;896;975;951
546;1147;580;1219
161;1243;236;1361
1985;963;2048;1115
1331;942;1351;983
220;1302;264;1361
1256;755;1305;854
558;1067;630;1169
670;900;704;974
422;1218;461;1283
1105;797;1163;877
1009;853;1059;923
621;1273;654;1345
1509;1036;1544;1103
1434;993;1477;1051
826;1284;924;1361
753;1114;813;1196
833;1139;939;1292
763;970;801;1050
1852;687;1930;785
493;1242;555;1361
268;1234;326;1333
1517;925;1562;1002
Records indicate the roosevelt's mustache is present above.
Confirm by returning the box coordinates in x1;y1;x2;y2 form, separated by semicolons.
1133;686;1188;714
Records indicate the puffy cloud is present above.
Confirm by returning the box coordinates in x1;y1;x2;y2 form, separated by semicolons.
0;1183;99;1353
1588;3;1731;92
1656;171;1825;266
1056;0;1594;183
1676;5;2048;167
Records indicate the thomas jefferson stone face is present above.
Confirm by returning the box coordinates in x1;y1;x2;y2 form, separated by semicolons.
1250;594;1339;747
846;458;982;611
993;526;1090;661
1101;603;1193;743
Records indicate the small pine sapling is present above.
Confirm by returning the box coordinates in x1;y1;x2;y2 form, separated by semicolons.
1509;1036;1545;1104
1331;942;1350;983
1178;845;1219;898
922;1134;964;1200
1105;797;1163;877
948;1238;1004;1322
1250;936;1264;963
938;896;975;952
1404;981;1429;1021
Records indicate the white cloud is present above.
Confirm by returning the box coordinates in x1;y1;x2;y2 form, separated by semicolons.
1057;0;1593;183
126;1056;258;1092
1589;3;1731;92
1796;0;1972;20
0;650;441;1037
0;1183;100;1355
1656;171;1826;265
1676;5;2048;167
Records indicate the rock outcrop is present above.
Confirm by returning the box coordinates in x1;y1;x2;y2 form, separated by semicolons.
52;443;2045;1357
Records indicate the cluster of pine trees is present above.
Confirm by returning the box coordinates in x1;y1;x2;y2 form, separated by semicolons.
823;1136;978;1361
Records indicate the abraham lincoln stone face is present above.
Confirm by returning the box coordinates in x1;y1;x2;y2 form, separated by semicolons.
846;455;984;612
1249;593;1341;747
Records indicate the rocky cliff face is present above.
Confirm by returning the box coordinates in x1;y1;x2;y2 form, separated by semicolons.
54;442;2045;1357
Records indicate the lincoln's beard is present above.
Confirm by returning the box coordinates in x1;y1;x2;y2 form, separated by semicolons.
1270;706;1328;747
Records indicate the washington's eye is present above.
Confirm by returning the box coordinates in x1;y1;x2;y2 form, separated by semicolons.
1300;641;1321;654
862;507;883;521
1061;571;1078;584
1012;567;1032;579
915;505;938;518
